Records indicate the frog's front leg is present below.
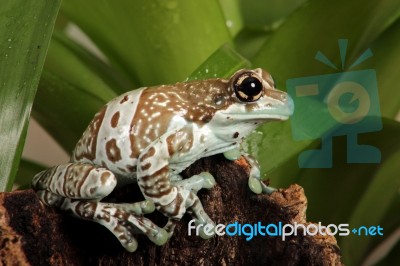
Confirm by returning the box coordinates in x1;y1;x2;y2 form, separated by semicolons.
224;149;276;195
32;163;168;252
137;130;216;239
162;172;216;236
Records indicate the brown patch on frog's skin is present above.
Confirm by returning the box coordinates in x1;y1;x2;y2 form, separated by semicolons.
119;95;129;104
73;106;107;161
166;127;194;156
140;167;172;199
126;164;136;172
158;192;183;217
100;171;112;186
110;111;120;128
139;147;156;163
75;201;97;219
185;79;234;123
105;139;122;163
245;103;260;112
129;79;235;159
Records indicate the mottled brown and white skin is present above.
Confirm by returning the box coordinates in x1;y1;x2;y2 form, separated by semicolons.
32;68;294;252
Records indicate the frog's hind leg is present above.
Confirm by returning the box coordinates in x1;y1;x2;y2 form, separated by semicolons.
32;163;168;252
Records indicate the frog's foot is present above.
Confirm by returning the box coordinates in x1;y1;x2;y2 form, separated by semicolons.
60;195;167;252
164;173;215;237
172;172;216;192
236;153;277;195
32;163;168;252
187;196;216;239
248;177;277;195
160;187;216;239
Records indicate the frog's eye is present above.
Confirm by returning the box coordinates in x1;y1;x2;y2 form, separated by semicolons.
233;73;263;102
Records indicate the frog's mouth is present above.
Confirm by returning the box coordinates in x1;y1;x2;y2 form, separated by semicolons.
250;94;294;120
224;93;294;121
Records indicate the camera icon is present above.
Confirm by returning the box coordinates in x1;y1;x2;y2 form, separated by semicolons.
287;40;382;168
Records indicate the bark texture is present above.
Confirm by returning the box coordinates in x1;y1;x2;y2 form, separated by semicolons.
0;155;342;265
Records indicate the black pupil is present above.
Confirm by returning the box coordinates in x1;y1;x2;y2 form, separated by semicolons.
237;76;262;101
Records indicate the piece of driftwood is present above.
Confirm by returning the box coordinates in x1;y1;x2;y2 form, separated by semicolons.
0;154;342;265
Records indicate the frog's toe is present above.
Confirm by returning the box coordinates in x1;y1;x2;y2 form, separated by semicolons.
140;200;155;214
199;172;216;189
148;228;169;246
123;237;139;252
260;181;277;195
223;148;241;161
248;177;277;195
164;218;179;238
248;177;262;194
195;219;216;239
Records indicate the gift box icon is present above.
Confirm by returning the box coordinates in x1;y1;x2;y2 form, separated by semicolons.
287;39;382;168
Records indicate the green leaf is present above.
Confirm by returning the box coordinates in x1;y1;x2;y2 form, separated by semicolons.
368;18;400;119
234;0;307;60
238;0;306;29
188;44;251;80
288;119;400;265
33;30;133;152
247;0;400;177
341;149;400;265
375;230;400;266
234;28;271;61
253;0;400;81
61;0;232;86
33;70;109;153
14;159;46;190
246;3;400;263
0;0;61;191
218;0;243;37
44;33;122;102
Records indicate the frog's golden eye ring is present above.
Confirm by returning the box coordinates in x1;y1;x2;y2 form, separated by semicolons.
233;72;263;102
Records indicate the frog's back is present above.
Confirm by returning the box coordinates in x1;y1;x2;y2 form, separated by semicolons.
70;85;193;177
71;89;145;175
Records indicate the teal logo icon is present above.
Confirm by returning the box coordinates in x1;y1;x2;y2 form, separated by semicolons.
287;39;382;168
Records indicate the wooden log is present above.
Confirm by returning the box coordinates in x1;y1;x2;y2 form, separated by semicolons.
0;154;342;265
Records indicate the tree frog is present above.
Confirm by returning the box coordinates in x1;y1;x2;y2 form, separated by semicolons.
32;68;294;252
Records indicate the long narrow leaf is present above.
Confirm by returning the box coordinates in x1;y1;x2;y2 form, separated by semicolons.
341;150;400;265
367;19;400;119
14;159;46;190
188;44;250;80
0;0;61;191
33;30;132;152
61;0;232;86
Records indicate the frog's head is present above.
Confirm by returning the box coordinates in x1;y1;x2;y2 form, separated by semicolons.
227;68;293;120
206;68;294;140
